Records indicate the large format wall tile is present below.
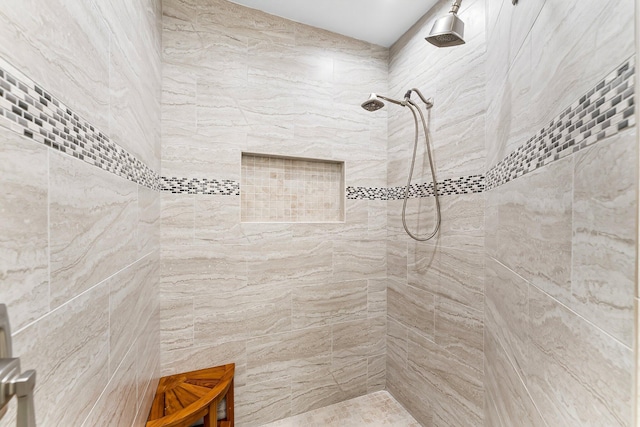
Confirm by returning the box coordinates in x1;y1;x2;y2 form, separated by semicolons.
0;129;48;331
495;156;573;303
527;286;633;427
408;331;483;427
484;326;545;427
571;129;637;347
12;284;109;426
49;151;138;308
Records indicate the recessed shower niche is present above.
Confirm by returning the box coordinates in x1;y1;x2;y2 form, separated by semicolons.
241;153;344;223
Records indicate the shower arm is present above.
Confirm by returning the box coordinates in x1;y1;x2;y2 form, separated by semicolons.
449;0;462;14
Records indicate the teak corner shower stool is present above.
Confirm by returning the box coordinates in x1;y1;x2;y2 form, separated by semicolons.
146;363;234;427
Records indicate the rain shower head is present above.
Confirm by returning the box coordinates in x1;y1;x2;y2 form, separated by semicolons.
361;93;406;112
426;0;465;47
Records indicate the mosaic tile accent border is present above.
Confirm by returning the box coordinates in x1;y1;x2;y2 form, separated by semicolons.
0;58;160;190
160;177;240;195
486;56;636;190
346;174;485;200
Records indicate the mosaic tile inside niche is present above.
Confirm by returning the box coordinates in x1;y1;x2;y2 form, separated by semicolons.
241;154;344;222
486;56;636;190
0;57;160;190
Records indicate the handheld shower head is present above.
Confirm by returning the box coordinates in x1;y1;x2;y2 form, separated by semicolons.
426;0;465;47
361;94;385;112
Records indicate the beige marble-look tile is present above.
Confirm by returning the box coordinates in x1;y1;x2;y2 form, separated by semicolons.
247;240;333;286
484;326;546;427
160;193;194;245
388;280;435;340
386;239;407;282
530;0;634;132
160;244;247;295
49;151;137;309
11;283;109;426
332;319;376;364
160;293;193;352
0;130;49;331
160;340;247;385
0;0;110;132
485;256;529;379
195;194;246;244
367;354;386;393
236;377;292;427
367;278;386;318
246;326;332;384
407;238;440;293
386;317;408;371
136;313;161;415
82;345;137;427
194;282;291;345
332;240;387;281
408;330;483;427
292;280;367;329
438;193;485;251
434;296;483;373
571;130;637;347
109;259;147;376
367;200;387;240
496;156;573;303
527;286;633;427
138;184;160;256
291;358;367;416
108;24;158;170
438;246;484;311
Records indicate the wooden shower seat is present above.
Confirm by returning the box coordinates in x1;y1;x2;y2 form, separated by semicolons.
146;363;235;427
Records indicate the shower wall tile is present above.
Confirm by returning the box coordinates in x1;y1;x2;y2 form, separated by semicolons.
0;0;162;425
408;330;484;427
332;240;387;281
571;129;637;347
0;0;110;132
484;257;529;380
387;281;435;340
235;377;292;426
83;346;138;427
484;0;637;424
494;157;573;304
438;247;484;312
49;151;138;309
0;129;49;332
291;280;368;329
367;278;387;318
527;286;633;427
11;284;109;427
434;296;484;373
484;326;546;427
246;326;332;384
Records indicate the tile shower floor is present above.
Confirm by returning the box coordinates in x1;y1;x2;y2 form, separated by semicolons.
259;391;421;427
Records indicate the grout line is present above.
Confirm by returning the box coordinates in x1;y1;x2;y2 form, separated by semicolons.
12;250;156;336
488;255;633;351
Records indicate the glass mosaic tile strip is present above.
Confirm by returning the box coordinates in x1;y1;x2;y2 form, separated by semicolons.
486;56;636;191
0;57;160;190
160;177;240;195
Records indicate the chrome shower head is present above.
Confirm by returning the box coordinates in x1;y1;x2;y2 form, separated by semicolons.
426;1;465;47
361;93;385;112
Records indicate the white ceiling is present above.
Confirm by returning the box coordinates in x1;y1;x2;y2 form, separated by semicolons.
227;0;440;47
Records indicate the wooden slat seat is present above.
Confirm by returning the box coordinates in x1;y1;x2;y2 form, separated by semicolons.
146;364;235;427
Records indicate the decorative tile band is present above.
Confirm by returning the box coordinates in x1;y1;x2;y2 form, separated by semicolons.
160;177;240;195
345;174;485;200
486;56;636;190
0;58;160;190
0;55;634;199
